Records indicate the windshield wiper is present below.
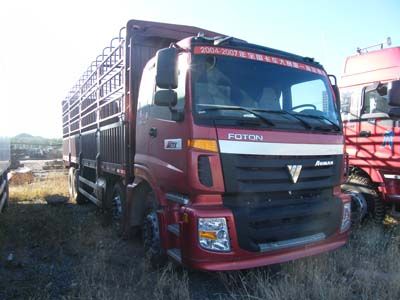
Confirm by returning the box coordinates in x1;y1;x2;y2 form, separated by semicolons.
296;114;341;131
198;105;275;126
253;109;313;129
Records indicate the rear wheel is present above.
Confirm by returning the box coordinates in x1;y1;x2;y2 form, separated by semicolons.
68;167;86;205
110;182;125;222
142;190;167;267
0;175;9;213
104;181;126;235
346;174;385;223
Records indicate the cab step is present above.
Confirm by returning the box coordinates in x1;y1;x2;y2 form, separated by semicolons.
167;248;182;263
167;224;180;236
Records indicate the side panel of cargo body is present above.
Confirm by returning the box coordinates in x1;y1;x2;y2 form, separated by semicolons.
0;136;10;212
62;29;127;176
0;136;10;176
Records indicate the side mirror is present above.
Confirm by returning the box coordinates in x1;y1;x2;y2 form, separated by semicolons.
155;48;178;89
388;107;400;119
154;90;177;107
365;81;388;96
388;80;400;106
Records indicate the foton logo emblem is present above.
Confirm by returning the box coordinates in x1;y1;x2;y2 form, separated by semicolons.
287;165;302;183
227;133;263;141
164;139;182;150
315;160;334;167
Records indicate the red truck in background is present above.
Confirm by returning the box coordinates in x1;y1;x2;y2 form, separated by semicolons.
62;19;350;271
340;42;400;223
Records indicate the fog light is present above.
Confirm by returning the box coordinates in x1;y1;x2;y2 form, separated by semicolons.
198;218;231;252
341;202;351;232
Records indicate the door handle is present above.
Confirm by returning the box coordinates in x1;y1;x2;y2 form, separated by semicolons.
149;127;157;137
359;130;371;137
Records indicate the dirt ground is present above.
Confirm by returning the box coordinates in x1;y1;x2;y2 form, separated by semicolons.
0;171;399;300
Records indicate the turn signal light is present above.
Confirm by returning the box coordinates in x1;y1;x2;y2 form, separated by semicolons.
187;139;218;152
199;230;217;240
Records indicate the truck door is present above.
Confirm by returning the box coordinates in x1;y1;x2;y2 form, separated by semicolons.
135;62;154;169
357;85;395;161
147;54;190;193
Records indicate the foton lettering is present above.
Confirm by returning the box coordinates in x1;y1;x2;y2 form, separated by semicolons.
227;133;263;141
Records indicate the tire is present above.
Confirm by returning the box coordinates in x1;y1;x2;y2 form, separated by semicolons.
68;168;74;197
104;181;126;235
142;190;167;267
1;175;9;213
68;167;86;205
4;175;9;211
346;174;385;223
110;182;125;222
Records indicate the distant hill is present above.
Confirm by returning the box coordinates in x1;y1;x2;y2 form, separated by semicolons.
11;134;62;146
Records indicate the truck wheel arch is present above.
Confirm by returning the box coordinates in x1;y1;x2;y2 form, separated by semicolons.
346;166;386;222
126;166;165;229
350;166;384;185
133;165;166;204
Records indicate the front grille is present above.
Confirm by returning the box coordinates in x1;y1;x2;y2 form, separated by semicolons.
220;154;342;193
224;190;342;252
220;154;343;252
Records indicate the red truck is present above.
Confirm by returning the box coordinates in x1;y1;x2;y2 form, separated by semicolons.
340;43;400;222
62;20;350;271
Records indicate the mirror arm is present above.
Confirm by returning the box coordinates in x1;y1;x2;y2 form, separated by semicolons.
328;74;340;108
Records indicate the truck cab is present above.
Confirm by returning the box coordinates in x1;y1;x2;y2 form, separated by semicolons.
133;34;350;270
340;46;400;222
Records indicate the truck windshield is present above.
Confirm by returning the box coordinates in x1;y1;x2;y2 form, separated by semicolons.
191;52;340;132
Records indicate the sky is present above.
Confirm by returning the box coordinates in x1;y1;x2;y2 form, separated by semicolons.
0;0;399;138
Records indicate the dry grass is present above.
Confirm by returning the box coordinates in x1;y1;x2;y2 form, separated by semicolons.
220;223;400;300
1;172;399;300
10;172;68;202
0;173;193;300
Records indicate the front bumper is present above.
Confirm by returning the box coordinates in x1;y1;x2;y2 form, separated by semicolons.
178;202;349;271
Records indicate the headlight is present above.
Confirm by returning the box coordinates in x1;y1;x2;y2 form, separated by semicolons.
340;202;351;232
198;218;231;252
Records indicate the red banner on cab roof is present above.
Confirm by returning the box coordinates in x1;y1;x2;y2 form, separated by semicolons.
193;46;326;76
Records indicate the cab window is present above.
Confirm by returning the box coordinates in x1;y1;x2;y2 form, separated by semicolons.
362;86;390;117
291;79;337;122
340;88;361;121
137;62;155;123
291;79;326;111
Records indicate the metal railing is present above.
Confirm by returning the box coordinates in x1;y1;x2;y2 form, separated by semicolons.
62;27;126;138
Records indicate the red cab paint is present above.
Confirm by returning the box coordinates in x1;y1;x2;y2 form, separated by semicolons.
62;19;349;271
340;44;400;221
